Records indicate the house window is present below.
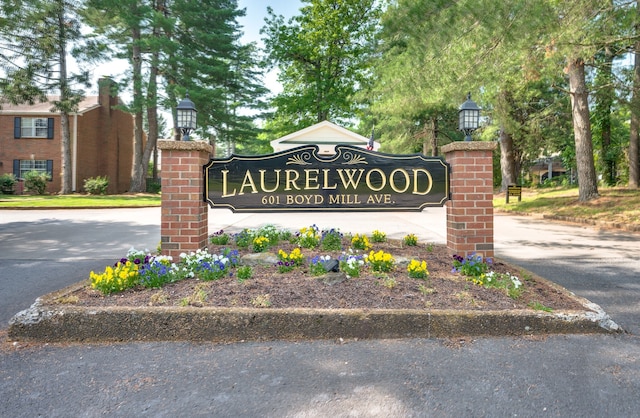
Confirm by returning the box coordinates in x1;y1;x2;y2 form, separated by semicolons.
22;118;48;137
13;117;54;139
13;159;53;180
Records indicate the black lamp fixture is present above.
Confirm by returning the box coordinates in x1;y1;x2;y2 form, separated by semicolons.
458;92;481;141
176;92;197;141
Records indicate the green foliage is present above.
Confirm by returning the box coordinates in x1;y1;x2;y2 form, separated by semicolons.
407;259;429;280
83;176;109;195
366;250;395;273
262;0;381;128
452;253;491;279
403;234;418;246
210;230;230;245
236;266;253;282
252;236;270;253
371;230;387;243
351;234;371;251
23;170;50;195
0;173;17;193
297;225;321;249
321;228;343;251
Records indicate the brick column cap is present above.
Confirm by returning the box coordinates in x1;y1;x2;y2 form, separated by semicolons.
441;141;497;154
158;140;212;153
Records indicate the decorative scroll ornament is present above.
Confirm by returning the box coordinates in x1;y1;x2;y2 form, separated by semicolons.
286;152;312;166
341;152;368;165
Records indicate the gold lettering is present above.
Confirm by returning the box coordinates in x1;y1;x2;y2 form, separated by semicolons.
389;168;410;193
305;169;320;190
337;169;365;190
322;169;338;189
259;169;281;193
284;170;301;191
239;170;258;194
221;170;236;197
412;168;433;195
365;168;386;192
329;194;340;204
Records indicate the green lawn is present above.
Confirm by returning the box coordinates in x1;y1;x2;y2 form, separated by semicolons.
0;194;161;208
494;186;640;225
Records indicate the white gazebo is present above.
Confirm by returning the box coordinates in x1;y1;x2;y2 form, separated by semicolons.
270;121;380;155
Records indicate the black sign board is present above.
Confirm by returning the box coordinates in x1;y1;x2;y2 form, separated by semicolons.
204;145;450;212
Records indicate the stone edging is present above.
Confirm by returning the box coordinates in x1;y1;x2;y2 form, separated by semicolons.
8;271;622;343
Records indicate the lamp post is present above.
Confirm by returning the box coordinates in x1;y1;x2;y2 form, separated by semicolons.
458;92;481;141
176;92;197;141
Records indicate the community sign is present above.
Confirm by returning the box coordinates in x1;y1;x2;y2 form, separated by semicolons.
204;145;450;212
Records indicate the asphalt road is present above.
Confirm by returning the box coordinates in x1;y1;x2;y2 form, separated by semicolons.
1;207;639;417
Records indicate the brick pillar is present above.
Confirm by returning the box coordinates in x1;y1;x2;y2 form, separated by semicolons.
157;140;212;260
442;141;497;258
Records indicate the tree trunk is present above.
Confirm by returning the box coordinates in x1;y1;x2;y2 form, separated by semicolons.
630;37;640;188
430;117;438;156
567;57;599;201
129;9;145;193
57;3;72;194
499;128;517;192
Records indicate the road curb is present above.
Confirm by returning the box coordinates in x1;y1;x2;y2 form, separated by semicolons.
8;279;622;343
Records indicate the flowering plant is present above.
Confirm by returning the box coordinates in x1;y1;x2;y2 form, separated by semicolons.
309;255;332;276
321;228;343;251
366;250;395;272
451;253;491;278
407;259;429;279
371;229;386;243
90;260;140;295
297;225;320;248
179;248;238;281
339;250;365;278
210;229;230;245
139;255;176;288
403;234;418;246
476;271;523;299
277;248;304;272
252;235;270;252
351;234;372;251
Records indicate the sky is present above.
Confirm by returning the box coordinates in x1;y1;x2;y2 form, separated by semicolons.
236;0;303;94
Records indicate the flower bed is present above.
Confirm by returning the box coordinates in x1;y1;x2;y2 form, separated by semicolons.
70;225;586;312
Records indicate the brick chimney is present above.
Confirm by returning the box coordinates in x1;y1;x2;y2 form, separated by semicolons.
98;76;118;108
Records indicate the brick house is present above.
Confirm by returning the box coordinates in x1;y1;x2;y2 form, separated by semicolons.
0;78;135;194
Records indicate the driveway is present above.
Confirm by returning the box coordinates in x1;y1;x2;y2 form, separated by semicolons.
1;207;639;417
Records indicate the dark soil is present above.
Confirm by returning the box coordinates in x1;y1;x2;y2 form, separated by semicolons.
66;238;588;313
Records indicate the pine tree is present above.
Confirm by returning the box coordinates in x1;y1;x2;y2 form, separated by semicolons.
0;0;93;194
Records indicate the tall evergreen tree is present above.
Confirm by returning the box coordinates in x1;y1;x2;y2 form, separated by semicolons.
0;0;94;194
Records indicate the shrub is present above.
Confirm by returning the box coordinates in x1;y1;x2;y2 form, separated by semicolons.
23;170;50;195
83;176;109;195
0;173;16;194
